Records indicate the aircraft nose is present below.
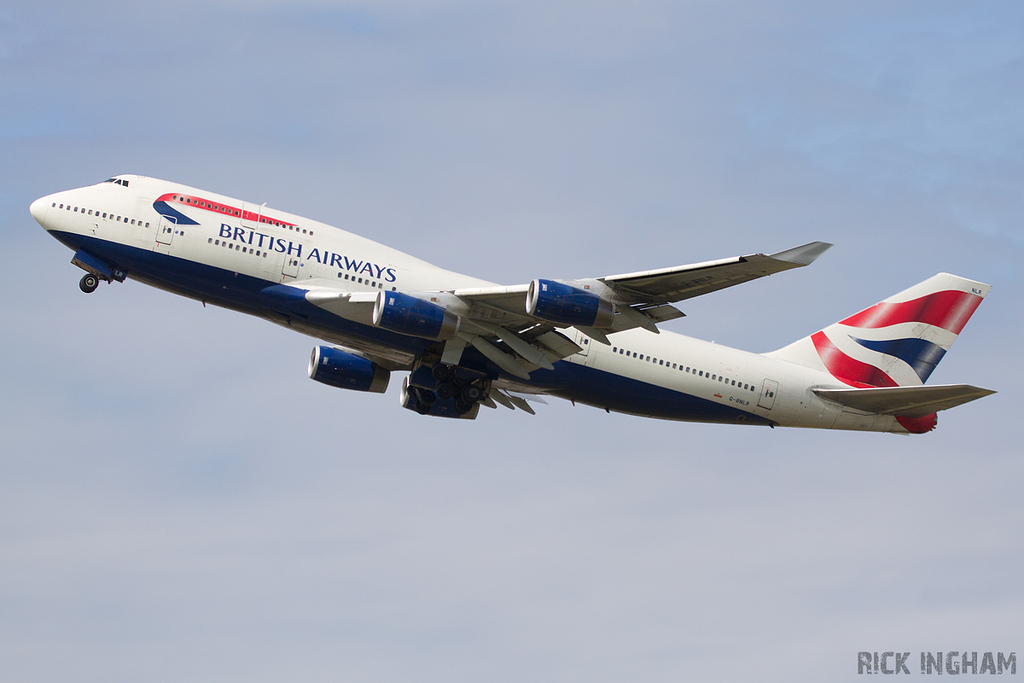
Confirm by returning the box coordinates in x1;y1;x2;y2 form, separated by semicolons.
30;196;49;226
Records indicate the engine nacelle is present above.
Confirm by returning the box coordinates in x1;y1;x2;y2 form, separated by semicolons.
526;279;614;327
308;346;390;393
373;291;459;340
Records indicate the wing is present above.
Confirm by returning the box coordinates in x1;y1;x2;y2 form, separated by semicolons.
451;240;832;337
271;241;831;380
600;240;833;304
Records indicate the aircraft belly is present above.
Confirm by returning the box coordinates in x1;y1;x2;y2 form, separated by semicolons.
49;231;432;361
549;363;774;426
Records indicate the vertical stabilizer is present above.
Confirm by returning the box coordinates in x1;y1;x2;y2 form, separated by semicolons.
766;273;990;387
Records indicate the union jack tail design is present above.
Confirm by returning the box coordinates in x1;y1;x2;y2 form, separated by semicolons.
768;273;991;388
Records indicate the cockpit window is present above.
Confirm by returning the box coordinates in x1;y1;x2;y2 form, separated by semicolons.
103;178;129;187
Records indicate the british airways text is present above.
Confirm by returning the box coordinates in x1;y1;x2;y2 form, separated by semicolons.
219;224;397;282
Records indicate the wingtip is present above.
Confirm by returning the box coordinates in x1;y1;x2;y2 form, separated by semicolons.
770;241;833;266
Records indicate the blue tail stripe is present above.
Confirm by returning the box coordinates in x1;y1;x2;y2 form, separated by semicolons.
851;336;947;383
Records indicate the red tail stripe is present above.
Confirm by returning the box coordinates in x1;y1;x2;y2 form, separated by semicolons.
811;331;899;388
839;290;982;334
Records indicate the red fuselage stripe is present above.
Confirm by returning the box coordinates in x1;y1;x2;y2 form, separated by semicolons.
155;193;299;228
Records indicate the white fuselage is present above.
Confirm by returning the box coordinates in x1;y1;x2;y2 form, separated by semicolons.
31;175;910;433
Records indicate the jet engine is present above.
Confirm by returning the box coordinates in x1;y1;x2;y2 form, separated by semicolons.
373;291;459;340
526;279;614;327
308;346;390;393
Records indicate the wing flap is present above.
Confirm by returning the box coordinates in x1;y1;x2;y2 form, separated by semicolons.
813;384;995;418
303;289;377;323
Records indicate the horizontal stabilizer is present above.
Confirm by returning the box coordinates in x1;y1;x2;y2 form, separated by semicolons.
813;384;995;418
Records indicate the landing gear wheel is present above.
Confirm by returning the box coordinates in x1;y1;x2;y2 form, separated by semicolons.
459;385;482;403
79;273;99;293
435;381;456;401
431;364;455;382
453;397;475;415
408;387;435;414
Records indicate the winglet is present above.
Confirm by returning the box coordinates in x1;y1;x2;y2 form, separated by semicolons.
769;241;833;267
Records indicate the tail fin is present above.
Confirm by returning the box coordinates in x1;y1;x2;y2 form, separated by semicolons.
767;273;991;387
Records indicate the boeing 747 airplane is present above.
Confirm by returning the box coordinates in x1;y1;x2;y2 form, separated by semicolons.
31;175;994;433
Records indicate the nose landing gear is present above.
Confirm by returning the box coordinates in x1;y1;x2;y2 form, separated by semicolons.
79;273;100;293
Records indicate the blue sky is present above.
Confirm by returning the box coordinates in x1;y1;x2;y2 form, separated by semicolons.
2;2;1022;681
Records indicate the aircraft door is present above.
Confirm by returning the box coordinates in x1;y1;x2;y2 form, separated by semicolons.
758;379;779;410
282;255;300;278
241;201;263;228
156;216;175;245
571;329;592;364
